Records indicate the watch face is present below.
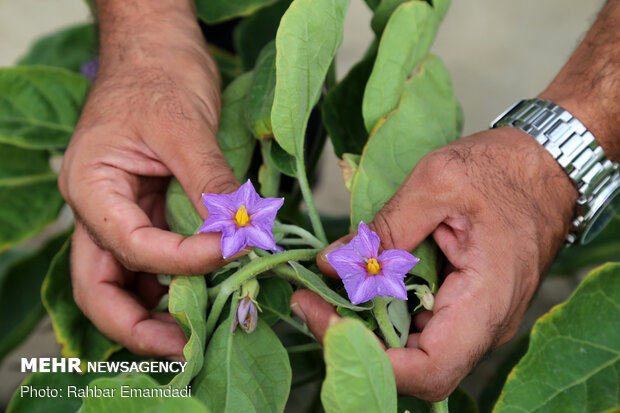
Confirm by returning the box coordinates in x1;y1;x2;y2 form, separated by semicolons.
581;187;620;245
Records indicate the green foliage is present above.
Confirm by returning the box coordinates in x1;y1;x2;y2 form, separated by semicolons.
194;318;291;412
167;275;208;388
209;46;242;89
398;387;480;412
257;275;293;326
17;24;96;73
321;318;397;413
217;72;257;181
0;67;89;150
0;231;68;362
41;239;122;361
0;144;52;183
271;0;348;157
196;0;276;23
165;178;202;237
80;375;210;413
495;263;620;412
234;0;292;71
245;42;277;140
363;0;447;131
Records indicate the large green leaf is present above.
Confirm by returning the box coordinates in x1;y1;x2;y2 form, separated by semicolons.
362;0;446;131
234;0;292;71
256;275;293;326
323;49;375;158
0;231;68;362
17;24;96;73
194;318;291;413
494;263;620;412
258;140;282;197
0;174;65;252
286;262;372;311
80;375;210;413
195;0;276;23
41;239;122;361
351;54;460;226
218;72;256;181
0;143;52;184
371;0;449;36
271;0;348;156
0;67;89;150
165;178;202;237
209;45;242;89
321;318;397;413
167;275;208;388
245;41;277;140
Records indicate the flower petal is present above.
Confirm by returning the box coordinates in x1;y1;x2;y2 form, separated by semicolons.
374;274;408;300
202;193;236;216
327;244;368;279
353;222;380;259
221;229;247;259
234;180;261;207
249;197;284;224
378;249;419;276
241;225;276;251
342;275;376;305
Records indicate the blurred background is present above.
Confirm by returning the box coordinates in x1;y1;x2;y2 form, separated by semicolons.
0;0;607;408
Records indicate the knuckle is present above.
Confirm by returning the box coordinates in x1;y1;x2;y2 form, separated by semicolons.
370;211;398;250
198;158;239;195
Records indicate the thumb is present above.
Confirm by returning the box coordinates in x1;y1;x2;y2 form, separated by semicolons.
161;131;240;220
318;171;445;277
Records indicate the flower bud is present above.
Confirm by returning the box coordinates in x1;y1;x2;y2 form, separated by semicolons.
231;279;261;334
421;291;434;311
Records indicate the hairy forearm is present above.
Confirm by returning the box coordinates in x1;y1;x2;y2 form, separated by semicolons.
540;0;620;162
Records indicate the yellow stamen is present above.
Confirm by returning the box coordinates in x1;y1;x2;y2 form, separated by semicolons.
367;258;381;275
234;205;250;227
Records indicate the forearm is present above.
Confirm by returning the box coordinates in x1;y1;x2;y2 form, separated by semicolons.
540;0;620;162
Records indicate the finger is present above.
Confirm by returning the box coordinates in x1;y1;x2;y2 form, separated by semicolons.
133;273;168;309
317;233;355;279
74;168;233;275
71;223;187;357
385;270;504;401
413;310;433;331
154;117;240;219
290;290;340;345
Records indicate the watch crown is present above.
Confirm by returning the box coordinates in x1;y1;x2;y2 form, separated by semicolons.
577;196;588;206
565;233;577;245
572;216;584;228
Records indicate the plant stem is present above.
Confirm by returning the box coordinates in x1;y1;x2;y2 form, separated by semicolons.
431;399;449;413
295;156;328;245
274;223;326;249
372;297;402;349
285;343;323;354
205;249;319;339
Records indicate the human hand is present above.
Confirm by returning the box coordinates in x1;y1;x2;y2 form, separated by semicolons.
291;127;578;400
58;1;239;357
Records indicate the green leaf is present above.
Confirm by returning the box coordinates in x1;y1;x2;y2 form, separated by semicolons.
371;0;449;36
0;231;69;362
271;0;348;156
41;238;122;361
258;141;282;197
269;140;297;177
17;24;96;73
550;215;620;276
233;0;293;71
397;387;479;412
165;178;202;237
0;67;89;150
323;49;375;158
0;174;65;252
0;143;52;184
195;0;276;23
79;375;210;413
257;275;293;326
387;299;410;346
362;0;447;131
287;262;372;311
409;238;439;287
218;72;257;181
351;54;459;227
494;263;620;413
245;41;277;140
321;318;397;413
167;275;208;388
194;318;291;413
209;45;242;89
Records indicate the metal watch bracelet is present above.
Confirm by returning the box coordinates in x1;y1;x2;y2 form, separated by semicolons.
490;98;620;245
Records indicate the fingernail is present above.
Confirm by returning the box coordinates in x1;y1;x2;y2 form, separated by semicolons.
327;315;341;328
224;247;252;263
290;302;307;323
166;355;185;363
319;241;345;263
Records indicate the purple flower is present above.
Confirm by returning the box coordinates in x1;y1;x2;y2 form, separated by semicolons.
199;180;284;259
231;296;258;333
327;222;419;305
80;58;99;82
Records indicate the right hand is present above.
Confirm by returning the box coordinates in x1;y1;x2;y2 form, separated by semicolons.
58;4;239;357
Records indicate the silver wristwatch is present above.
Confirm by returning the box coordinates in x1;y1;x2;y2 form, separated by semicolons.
490;98;620;246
